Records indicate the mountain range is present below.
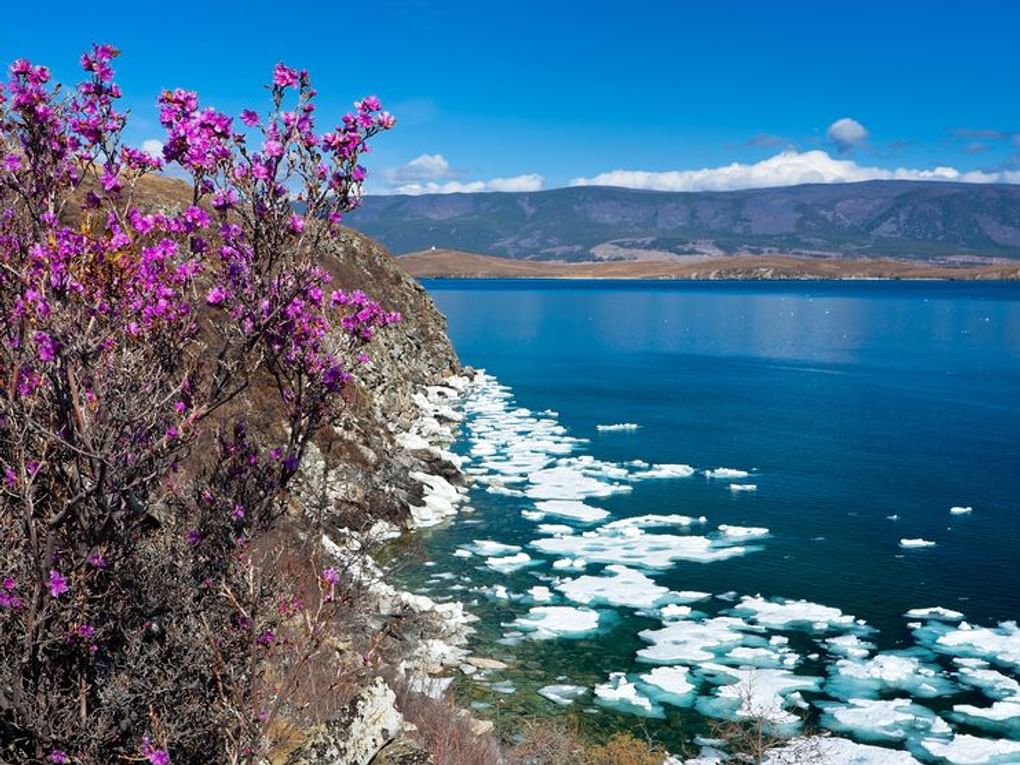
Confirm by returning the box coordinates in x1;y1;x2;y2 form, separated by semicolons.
348;181;1020;263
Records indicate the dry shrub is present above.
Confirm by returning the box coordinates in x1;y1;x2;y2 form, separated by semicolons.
391;679;504;765
508;717;588;765
508;719;665;765
585;732;667;765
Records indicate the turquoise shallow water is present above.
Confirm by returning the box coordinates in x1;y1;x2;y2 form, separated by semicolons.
397;279;1020;757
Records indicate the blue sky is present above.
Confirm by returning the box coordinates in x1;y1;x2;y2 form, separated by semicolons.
5;0;1020;193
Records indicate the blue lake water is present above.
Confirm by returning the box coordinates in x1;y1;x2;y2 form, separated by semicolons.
400;279;1020;759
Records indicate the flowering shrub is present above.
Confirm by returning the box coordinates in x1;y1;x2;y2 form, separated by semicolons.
0;45;398;763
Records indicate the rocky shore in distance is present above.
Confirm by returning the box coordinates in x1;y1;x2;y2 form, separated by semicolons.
397;249;1020;281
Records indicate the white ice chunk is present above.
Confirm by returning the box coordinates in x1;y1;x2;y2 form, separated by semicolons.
729;483;758;492
730;595;858;633
950;506;974;515
594;672;664;718
705;467;751;479
531;499;610;523
914;733;1020;764
596;423;639;431
906;606;965;622
826;652;956;700
638;666;698;707
900;538;937;549
486;552;538;573
537;684;587;706
510;606;602;640
765;736;921;764
556;565;674;610
818;697;950;743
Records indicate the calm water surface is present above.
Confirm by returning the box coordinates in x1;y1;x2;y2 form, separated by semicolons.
398;279;1020;753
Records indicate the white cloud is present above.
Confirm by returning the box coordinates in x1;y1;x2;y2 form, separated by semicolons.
569;150;1020;192
141;139;164;158
393;173;544;195
386;153;450;182
827;117;869;152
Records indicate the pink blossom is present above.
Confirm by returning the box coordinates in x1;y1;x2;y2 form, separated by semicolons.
48;569;68;598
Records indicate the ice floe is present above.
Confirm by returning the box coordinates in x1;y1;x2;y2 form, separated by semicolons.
950;506;974;515
729;595;860;633
530;499;610;523
729;483;758;492
949;700;1020;736
485;552;538;573
510;605;603;640
817;697;951;743
917;620;1020;671
537;683;588;706
912;733;1020;764
906;606;965;622
596;423;640;431
900;538;937;549
637;616;761;665
764;736;921;764
826;651;956;700
555;564;676;610
705;467;751;479
638;666;698;707
594;672;664;718
695;665;823;728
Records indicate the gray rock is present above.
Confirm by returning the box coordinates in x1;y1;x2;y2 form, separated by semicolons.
286;678;403;765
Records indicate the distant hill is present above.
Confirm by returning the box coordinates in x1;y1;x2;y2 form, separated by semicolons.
397;249;1020;280
349;181;1020;262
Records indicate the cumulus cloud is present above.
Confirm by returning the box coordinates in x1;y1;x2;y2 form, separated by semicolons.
141;139;164;158
385;153;450;183
827;117;869;152
568;149;1020;192
393;173;544;195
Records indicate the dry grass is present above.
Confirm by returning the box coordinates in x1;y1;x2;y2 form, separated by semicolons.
391;679;504;765
507;719;667;765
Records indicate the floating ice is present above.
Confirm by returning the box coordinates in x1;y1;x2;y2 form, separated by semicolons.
826;651;956;699
957;667;1020;700
637;616;760;665
695;665;822;728
526;465;632;501
532;525;756;569
730;595;858;633
717;524;770;541
409;471;466;527
551;557;588;571
510;605;603;640
913;733;1020;764
919;621;1020;671
634;463;697;479
826;634;876;660
949;700;1020;736
486;552;538;573
594;672;664;718
463;540;521;556
526;586;553;603
729;483;758;492
638;666;698;707
950;506;974;515
601;514;705;531
817;697;951;744
660;604;695;621
556;565;675;610
452;549;474;558
537;684;587;706
900;538;936;549
531;499;609;523
905;606;965;622
764;736;921;764
535;523;575;536
596;423;640;431
705;467;751;479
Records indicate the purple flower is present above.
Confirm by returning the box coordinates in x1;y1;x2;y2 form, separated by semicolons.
142;738;170;765
34;331;57;362
186;529;202;545
321;567;338;585
282;454;299;472
87;551;108;569
3;154;21;172
240;109;259;127
231;504;245;520
272;63;299;88
205;286;227;306
48;569;68;598
48;751;69;764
